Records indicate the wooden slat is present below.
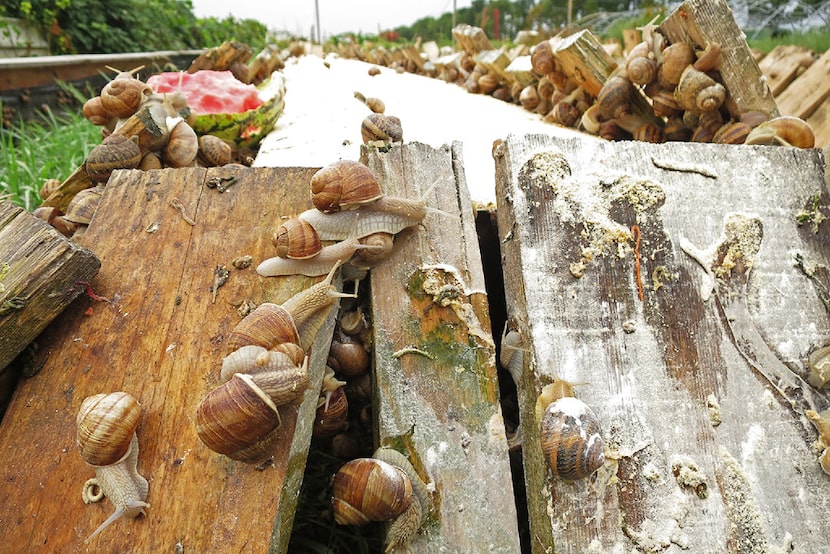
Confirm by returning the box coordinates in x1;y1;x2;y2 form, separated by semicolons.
0;202;100;373
361;142;521;552
494;133;830;553
807;97;830;150
659;0;779;118
757;44;817;98
0;166;340;553
553;29;618;98
775;48;830;120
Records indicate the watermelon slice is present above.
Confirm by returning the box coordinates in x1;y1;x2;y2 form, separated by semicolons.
146;70;284;148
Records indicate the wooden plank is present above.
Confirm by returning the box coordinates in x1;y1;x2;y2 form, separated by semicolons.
552;29;618;98
775;48;830;120
361;141;521;552
659;0;779;118
452;24;493;55
494;133;830;553
806;97;830;149
0;201;100;375
757;45;817;98
0;166;341;552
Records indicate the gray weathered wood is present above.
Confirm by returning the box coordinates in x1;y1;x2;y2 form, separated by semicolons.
495;133;830;553
362;141;521;552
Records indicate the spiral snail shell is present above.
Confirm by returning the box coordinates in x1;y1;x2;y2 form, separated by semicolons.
163;118;199;168
100;75;152;119
331;457;413;526
674;66;726;113
361;113;403;145
539;392;606;480
225;302;301;354
744;116;815;149
272;218;323;260
85;134;142;182
311;160;384;213
76;392;149;542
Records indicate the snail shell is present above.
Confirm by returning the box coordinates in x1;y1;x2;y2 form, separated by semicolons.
356;232;395;265
100;77;152;119
85;134;142;182
649;88;683;118
807;345;830;389
83;96;117;129
547;102;581;128
530;40;556;76
540;396;605;480
195;373;282;463
478;73;500;94
519;85;540;111
220;345;310;406
77;392;142;467
744;116;815;148
272;218;323;259
331;457;413;526
361;113;403;144
657;42;695;89
328;335;370;379
163;118;198;168
311;160;384;213
225;302;301;354
64;185;105;225
313;386;349;439
597;76;634;120
674;66;726;113
198;135;233;167
713;121;752;145
626;41;658;86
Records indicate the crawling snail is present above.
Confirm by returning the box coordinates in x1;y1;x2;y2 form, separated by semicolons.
536;382;606;480
76;391;149;542
332;447;430;552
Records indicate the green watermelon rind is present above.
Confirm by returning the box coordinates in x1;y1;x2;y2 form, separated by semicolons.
191;72;286;149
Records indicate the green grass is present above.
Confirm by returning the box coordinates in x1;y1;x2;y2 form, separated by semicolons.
0;103;100;211
747;27;830;53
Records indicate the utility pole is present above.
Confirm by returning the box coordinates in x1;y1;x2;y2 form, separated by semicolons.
314;0;321;43
452;0;457;45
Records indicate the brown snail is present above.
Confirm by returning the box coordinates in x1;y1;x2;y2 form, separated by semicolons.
626;41;658;86
100;69;152;119
530;40;556;76
674;66;726;113
62;185;105;231
332;447;430;551
744;116;815;148
76;392;149;542
328;334;370;379
356;232;395;265
311;160;384;213
82;95;117;130
257;238;375;278
537;383;605;480
198;135;233;167
361;113;403;144
225;302;301;354
657;41;695;90
597;75;634;120
519;85;540;111
85;133;142;182
313;381;349;439
162;118;198;168
272;218;323;260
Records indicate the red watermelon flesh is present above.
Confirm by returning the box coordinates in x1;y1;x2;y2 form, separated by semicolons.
146;70;264;114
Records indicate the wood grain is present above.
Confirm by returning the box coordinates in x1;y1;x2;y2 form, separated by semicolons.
495;133;830;553
361;141;521;552
0;166;340;553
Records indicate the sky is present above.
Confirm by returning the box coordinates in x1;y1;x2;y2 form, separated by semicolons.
190;0;473;39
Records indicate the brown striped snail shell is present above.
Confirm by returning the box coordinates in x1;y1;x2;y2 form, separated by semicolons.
540;395;606;480
626;42;657;86
311;159;384;213
713;121;752;145
657;42;695;90
313;386;349;439
77;392;142;467
361;113;403;145
100;75;152;119
519;85;540;111
356;232;395;265
83;96;117;129
597;76;634;120
331;457;413;526
328;335;370;379
198;135;233;167
63;185;105;225
530;40;556;76
85;134;142;182
547;102;581;128
195;373;283;463
225;302;301;354
272;218;323;259
649;88;683;118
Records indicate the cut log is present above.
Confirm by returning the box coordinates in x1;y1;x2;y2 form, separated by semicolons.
659;0;779;118
495;133;830;553
361;141;521;552
775;48;830;121
0;167;342;552
0;202;100;402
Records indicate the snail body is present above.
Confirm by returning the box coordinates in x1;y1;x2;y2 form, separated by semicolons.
257;238;373;278
298;194;428;241
76;392;149;542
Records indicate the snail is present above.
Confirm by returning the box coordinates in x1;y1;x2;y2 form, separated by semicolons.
311;159;384;213
361;113;403;145
499;327;526;387
313;381;349;439
626;41;658;86
713;121;752;145
478;73;500;95
257;238;375;278
356;232;395;265
597;75;634;120
530;40;556;76
354;92;386;114
648;88;683;118
162;117;198;168
332;447;430;552
805;409;830;475
100;67;153;119
328;333;370;379
674;66;726;113
536;382;605;480
272;218;323;260
85;133;142;182
693;42;722;72
198;135;234;167
32;206;78;237
76;391;149;542
225;302;301;354
807;345;830;389
657;42;694;90
744;116;815;148
83;95;117;130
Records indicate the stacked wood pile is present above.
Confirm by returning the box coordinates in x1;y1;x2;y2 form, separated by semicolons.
330;1;827;150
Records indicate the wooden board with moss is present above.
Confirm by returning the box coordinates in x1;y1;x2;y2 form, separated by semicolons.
494;133;830;553
0;201;100;403
0;166;341;553
361;141;522;552
658;0;779;119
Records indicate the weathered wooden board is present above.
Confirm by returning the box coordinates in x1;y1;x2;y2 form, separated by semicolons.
775;48;830;121
756;44;817;98
0;202;100;377
553;29;618;98
494;133;830;553
362;142;521;552
0;166;340;553
660;0;779;118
